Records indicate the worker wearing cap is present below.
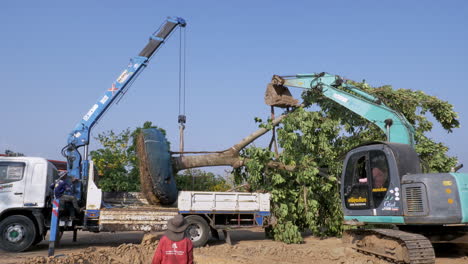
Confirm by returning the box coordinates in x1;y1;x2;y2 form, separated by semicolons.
152;214;193;264
49;171;81;218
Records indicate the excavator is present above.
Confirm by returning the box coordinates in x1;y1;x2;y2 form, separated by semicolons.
265;72;467;264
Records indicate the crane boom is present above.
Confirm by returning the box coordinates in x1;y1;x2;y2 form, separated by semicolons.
270;73;415;146
63;17;186;199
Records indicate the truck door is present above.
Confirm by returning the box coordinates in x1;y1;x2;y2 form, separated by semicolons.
23;162;51;208
0;161;26;213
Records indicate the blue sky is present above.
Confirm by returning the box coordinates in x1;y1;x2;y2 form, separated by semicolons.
1;0;467;173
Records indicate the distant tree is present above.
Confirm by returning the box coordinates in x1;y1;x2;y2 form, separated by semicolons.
90;129;139;192
176;169;231;191
4;150;24;157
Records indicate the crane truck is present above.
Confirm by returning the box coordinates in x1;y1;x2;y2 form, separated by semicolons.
268;72;467;264
0;17;271;254
0;156;271;252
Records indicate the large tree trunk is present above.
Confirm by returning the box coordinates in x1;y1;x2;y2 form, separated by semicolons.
171;112;289;172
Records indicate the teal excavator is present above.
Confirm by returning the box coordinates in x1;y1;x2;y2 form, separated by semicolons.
266;72;467;264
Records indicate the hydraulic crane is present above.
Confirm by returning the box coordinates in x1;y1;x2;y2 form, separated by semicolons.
63;17;186;199
48;17;186;256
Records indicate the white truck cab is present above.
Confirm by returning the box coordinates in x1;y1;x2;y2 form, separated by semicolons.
0;157;58;252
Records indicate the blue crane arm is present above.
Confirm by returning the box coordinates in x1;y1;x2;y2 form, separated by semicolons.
63;17;186;198
273;73;415;146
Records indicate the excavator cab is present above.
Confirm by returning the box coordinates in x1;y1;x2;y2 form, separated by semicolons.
341;142;422;223
341;142;468;263
342;141;468;226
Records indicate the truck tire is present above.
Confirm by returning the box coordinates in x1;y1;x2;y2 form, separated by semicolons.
0;215;37;252
185;215;210;247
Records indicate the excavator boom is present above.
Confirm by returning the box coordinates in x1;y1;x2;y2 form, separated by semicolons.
266;72;415;146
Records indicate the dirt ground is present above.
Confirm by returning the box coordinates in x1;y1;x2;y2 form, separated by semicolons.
2;228;468;264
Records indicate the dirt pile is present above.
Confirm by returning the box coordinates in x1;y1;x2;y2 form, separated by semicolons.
25;234;389;264
194;236;388;264
12;229;468;264
26;234;159;264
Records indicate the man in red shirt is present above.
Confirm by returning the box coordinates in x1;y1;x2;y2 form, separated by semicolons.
152;215;194;264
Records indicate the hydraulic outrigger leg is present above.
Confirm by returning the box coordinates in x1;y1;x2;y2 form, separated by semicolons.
48;199;60;256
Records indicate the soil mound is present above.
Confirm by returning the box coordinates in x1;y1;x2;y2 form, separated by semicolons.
25;234;389;264
15;229;468;264
26;234;159;264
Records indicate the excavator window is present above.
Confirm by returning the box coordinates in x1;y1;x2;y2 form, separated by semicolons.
369;150;390;207
344;154;371;209
343;150;390;210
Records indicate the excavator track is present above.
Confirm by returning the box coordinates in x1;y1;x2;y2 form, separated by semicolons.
343;228;435;264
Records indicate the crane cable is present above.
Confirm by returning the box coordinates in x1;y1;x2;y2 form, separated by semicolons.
178;26;187;156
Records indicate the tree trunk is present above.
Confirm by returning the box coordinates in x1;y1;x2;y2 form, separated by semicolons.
171;111;290;172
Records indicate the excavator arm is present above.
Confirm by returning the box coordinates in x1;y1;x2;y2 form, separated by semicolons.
267;72;415;147
63;17;186;199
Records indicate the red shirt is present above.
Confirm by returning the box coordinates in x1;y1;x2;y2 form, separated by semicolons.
152;236;193;264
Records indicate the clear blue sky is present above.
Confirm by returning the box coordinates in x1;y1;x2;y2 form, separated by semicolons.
1;0;467;173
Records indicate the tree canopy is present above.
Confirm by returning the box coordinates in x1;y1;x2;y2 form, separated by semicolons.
90;128;140;192
4;150;24;157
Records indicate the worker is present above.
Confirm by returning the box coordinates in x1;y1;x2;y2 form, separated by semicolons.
372;167;387;188
49;171;81;218
152;215;193;264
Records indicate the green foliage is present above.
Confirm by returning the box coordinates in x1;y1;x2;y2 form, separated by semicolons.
90;129;140;192
236;109;344;243
4;150;24;156
236;79;460;243
176;169;231;191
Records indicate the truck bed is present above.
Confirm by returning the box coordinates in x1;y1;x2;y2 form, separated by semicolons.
98;192;178;232
178;191;270;213
99;205;178;232
96;191;270;232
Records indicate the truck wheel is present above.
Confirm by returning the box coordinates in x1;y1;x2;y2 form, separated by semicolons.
0;215;37;252
184;215;209;247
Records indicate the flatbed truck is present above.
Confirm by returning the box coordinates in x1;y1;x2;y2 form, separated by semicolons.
0;156;271;252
